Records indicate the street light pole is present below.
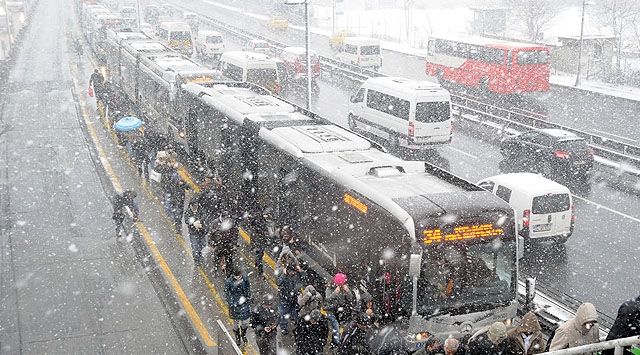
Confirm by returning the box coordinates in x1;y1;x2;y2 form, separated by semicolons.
575;0;586;86
285;0;312;109
305;0;312;109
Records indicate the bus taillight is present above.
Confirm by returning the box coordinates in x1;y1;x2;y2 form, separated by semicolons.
408;121;414;138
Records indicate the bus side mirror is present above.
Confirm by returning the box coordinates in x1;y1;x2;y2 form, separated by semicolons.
409;251;422;278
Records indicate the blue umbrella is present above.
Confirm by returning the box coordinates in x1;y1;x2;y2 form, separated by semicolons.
114;116;143;131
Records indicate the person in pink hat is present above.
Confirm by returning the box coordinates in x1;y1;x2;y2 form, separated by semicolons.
325;272;355;347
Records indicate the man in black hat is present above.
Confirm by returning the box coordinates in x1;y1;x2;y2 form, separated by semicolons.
294;309;329;355
337;312;375;355
251;293;278;355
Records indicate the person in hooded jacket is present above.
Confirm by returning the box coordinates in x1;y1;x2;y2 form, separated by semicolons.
251;293;279;355
337;312;375;355
505;312;545;355
297;284;323;319
224;267;252;346
359;288;381;327
294;309;329;355
467;322;508;355
602;294;640;355
548;302;599;353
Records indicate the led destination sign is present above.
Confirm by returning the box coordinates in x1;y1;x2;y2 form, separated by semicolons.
422;223;504;244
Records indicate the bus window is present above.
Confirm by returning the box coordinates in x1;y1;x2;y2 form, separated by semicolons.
517;50;549;65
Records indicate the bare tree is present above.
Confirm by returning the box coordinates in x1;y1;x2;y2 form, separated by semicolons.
595;0;640;72
506;0;557;42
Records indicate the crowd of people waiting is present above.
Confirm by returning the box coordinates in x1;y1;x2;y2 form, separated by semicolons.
99;69;640;355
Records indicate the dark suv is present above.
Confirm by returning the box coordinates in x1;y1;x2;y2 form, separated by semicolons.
499;129;594;182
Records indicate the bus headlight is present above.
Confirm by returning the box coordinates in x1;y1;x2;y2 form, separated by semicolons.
411;332;430;342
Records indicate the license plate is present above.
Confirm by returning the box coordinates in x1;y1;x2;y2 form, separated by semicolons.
575;160;586;165
533;224;551;232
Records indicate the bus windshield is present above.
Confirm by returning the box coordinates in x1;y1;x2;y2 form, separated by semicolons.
403;239;516;317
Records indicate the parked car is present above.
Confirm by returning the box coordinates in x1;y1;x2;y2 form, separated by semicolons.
266;15;288;30
499;128;594;183
139;22;155;37
329;29;356;49
243;39;271;55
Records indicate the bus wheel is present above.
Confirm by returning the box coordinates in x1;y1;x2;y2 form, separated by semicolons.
348;114;357;131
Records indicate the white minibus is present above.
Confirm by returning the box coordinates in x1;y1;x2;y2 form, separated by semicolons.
348;77;452;149
477;173;574;249
217;51;280;94
157;21;193;56
336;36;382;71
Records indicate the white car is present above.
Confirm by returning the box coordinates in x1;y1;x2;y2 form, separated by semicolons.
139;23;155;37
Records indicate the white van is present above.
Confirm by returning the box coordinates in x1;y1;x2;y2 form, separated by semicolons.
477;173;574;248
195;30;225;59
217;51;280;94
348;77;453;149
336;36;382;71
157;21;193;56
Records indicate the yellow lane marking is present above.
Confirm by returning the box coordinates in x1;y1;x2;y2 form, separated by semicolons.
65;31;216;348
138;223;217;346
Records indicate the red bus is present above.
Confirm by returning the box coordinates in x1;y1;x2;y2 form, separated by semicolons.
426;35;550;94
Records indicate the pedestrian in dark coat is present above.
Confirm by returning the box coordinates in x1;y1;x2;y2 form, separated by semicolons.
603;294;640;355
251;294;278;355
325;273;355;346
249;207;277;276
89;69;104;105
297;284;323;319
275;262;306;335
153;152;177;217
197;172;226;225
184;199;207;266
169;172;189;233
294;309;329;355
224;268;252;346
111;190;139;238
371;321;410;355
505;312;545;355
467;322;507;355
211;212;237;275
130;131;148;178
337;312;375;355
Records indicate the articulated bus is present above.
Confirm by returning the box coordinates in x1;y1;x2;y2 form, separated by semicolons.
178;81;519;351
426;35;550;94
102;30;219;141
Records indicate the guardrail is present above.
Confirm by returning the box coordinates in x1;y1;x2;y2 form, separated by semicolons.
178;3;640;177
